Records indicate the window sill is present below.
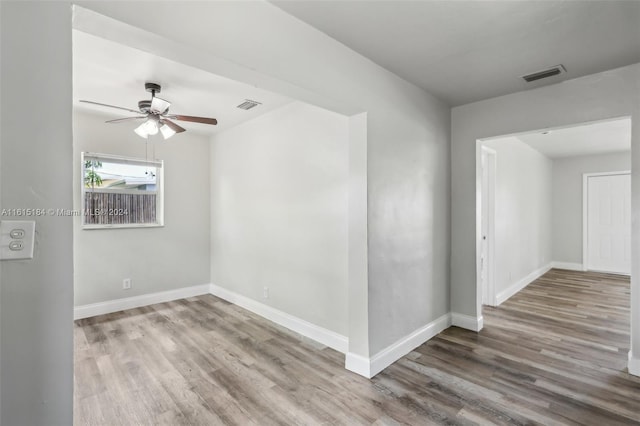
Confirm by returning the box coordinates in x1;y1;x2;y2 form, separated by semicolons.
82;223;164;230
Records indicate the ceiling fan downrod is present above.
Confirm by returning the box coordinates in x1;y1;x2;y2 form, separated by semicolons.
145;82;162;98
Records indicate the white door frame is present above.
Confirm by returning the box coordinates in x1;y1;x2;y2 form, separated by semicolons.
582;170;631;274
479;146;497;306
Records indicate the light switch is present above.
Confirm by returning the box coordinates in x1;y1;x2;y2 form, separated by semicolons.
9;241;24;251
10;229;25;239
0;220;35;260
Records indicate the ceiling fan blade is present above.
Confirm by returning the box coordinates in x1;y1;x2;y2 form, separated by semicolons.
79;100;141;114
150;96;171;114
161;119;186;133
105;116;147;124
170;115;217;125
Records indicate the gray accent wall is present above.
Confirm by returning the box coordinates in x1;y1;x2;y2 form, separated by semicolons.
73;111;211;307
1;2;74;424
366;93;450;354
552;152;631;265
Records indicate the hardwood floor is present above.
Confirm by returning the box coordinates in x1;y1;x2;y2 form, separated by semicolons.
74;269;640;425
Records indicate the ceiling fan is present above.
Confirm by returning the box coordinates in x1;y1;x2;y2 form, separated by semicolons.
80;82;217;140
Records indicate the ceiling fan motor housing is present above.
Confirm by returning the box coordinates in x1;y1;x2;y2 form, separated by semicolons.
138;100;152;113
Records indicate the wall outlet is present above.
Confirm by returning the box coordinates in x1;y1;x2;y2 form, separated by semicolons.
263;286;269;299
123;278;131;290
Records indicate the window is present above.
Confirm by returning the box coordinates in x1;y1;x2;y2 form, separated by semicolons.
81;152;164;229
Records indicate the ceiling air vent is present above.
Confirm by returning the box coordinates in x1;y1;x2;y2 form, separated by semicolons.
237;99;262;110
521;65;566;83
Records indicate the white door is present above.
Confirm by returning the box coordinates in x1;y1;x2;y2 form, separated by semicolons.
586;173;631;275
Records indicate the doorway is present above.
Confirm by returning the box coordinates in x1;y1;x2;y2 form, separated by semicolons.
475;116;632;373
477;116;632;309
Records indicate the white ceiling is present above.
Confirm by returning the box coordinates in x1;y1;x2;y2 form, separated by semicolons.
272;1;640;106
73;30;293;136
501;118;631;159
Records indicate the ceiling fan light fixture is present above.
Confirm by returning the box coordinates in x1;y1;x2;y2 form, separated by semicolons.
86;83;217;140
134;122;149;139
142;117;159;136
160;123;176;139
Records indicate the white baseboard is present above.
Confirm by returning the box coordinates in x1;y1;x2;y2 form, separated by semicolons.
496;262;552;305
345;352;372;378
551;261;584;271
586;268;630;277
74;284;211;320
629;351;640;376
451;312;484;332
209;283;348;354
368;313;451;377
346;313;451;378
74;284;459;380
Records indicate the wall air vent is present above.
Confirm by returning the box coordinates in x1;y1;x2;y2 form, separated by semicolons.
237;99;262;110
521;65;566;83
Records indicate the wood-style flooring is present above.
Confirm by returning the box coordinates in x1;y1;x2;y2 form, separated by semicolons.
74;269;640;425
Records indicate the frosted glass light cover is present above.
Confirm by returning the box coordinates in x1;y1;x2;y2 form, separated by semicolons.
160;123;176;139
134;123;149;138
143;119;159;135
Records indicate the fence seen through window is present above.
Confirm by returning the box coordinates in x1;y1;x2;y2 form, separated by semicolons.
82;153;163;228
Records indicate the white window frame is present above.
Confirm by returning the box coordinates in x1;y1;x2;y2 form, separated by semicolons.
81;152;164;229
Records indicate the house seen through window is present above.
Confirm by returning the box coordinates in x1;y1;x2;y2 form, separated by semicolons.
82;153;164;228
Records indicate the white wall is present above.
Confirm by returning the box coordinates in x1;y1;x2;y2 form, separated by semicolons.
483;137;552;296
552;152;631;265
75;1;451;361
1;3;73;424
210;102;348;335
451;63;640;376
73;111;211;306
